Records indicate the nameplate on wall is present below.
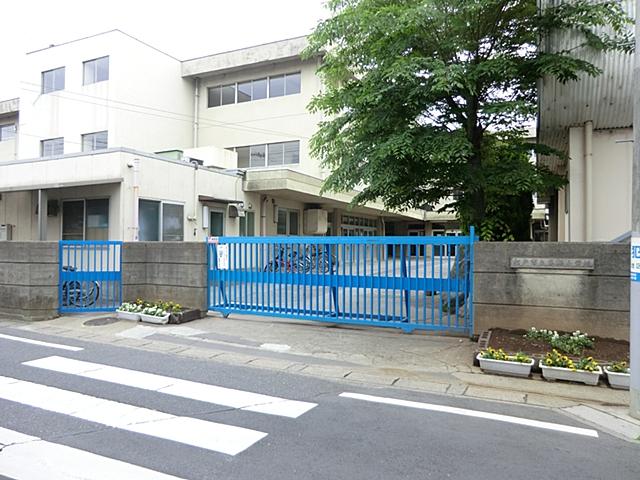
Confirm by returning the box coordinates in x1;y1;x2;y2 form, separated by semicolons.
510;257;595;270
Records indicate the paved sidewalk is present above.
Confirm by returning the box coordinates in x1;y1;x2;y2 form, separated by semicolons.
1;312;639;442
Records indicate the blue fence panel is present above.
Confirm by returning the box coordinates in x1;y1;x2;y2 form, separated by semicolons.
59;241;122;313
207;230;475;334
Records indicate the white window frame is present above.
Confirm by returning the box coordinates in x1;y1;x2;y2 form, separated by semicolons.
207;71;301;108
138;199;185;241
81;131;108;152
83;56;109;85
42;67;65;94
276;208;300;236
41;137;64;157
61;198;110;240
0;123;16;142
233;141;300;169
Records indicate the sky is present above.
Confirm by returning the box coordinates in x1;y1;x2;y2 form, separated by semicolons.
0;0;330;98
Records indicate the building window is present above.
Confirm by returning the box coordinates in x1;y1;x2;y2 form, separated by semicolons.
82;131;108;152
62;198;109;240
139;199;184;241
210;210;225;236
41;137;64;157
207;72;300;108
239;211;255;236
276;208;299;236
0;123;16;142
42;67;65;94
235;141;300;168
83;56;109;85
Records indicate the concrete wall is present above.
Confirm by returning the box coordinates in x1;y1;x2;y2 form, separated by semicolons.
0;242;58;320
122;242;207;311
474;242;630;340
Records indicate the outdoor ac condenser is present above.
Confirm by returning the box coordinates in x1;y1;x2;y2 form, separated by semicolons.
304;209;328;235
0;224;13;241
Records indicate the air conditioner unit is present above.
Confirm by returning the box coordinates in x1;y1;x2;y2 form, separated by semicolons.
304;209;328;235
0;224;13;241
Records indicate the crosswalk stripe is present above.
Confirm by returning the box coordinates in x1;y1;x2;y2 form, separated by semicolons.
0;427;185;479
339;392;600;438
0;333;83;351
24;356;317;418
0;376;267;456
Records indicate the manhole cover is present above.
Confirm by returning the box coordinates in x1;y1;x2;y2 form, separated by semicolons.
83;317;120;327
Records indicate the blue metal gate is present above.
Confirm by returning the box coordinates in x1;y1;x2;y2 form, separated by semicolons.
59;241;122;313
207;229;475;334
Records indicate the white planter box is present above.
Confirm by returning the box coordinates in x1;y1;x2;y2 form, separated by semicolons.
604;367;630;390
139;313;170;325
116;310;140;321
539;360;602;386
477;354;534;378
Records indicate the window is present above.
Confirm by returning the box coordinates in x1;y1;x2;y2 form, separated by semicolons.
269;75;285;98
83;56;109;85
0;124;16;142
276;208;299;236
210;210;224;236
82;131;108;152
239;212;255;236
62;199;109;240
138;200;184;241
235;141;300;168
207;72;300;108
207;86;221;107
221;84;236;105
42;67;65;94
41;137;64;157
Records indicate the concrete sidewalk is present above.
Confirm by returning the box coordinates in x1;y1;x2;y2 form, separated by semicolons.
1;312;639;442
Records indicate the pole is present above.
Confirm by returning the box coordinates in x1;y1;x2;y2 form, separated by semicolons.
630;4;640;419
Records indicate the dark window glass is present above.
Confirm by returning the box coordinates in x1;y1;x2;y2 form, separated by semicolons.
249;144;266;167
285;72;301;95
42;67;65;94
276;209;287;235
236;146;250;168
162;203;184;241
221;84;236;105
208;86;221;107
62;201;84;240
210;211;224;236
269;75;284;97
289;211;299;235
237;81;251;103
139;199;160;241
252;78;267;100
283;141;300;164
267;142;284;166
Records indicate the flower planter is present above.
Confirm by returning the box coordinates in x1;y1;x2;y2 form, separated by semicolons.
604;367;630;390
168;308;203;325
139;313;171;325
539;360;602;386
116;310;141;322
476;353;534;378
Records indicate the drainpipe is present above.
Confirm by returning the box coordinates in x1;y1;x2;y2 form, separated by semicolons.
260;195;268;236
584;120;593;241
132;158;140;241
193;78;200;148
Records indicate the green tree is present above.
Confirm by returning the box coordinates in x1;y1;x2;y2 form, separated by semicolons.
305;0;633;239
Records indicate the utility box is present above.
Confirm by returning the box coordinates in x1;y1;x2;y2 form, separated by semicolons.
304;209;328;235
0;224;13;241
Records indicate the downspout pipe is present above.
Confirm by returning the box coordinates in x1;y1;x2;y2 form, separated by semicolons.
193;77;200;148
132;158;140;241
260;195;268;236
584;120;593;241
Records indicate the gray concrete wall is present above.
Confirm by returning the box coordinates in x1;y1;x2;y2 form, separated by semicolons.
474;242;630;340
0;242;58;320
122;242;207;311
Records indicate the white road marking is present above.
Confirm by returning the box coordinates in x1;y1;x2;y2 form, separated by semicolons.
117;325;206;339
0;333;83;351
339;392;599;438
24;356;317;418
0;427;185;480
0;376;267;455
260;343;291;352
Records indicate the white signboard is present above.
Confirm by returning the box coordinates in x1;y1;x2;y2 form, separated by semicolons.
216;244;229;270
632;236;640;282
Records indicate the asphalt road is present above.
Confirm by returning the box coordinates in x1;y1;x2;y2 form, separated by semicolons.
0;326;638;480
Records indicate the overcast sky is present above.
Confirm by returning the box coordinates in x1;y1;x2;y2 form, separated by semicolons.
0;0;329;98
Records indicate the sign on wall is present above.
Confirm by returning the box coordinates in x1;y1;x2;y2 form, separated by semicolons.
632;237;640;282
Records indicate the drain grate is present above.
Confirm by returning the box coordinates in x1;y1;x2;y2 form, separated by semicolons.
83;317;120;327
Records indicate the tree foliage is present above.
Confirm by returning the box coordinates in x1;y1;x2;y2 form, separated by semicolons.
305;0;633;239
